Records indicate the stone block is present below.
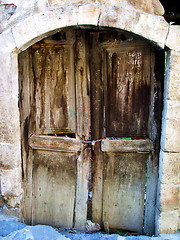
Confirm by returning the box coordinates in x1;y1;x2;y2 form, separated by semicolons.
12;16;40;51
161;118;180;152
32;6;78;46
159;152;180;185
0;29;16;52
4;225;70;240
72;0;106;4
77;4;101;25
99;5;168;48
168;78;180;101
166;100;180;120
158;210;179;233
48;0;71;6
0;142;21;169
160;184;179;212
0;220;26;237
166;26;180;51
167;51;180;101
0;53;13;94
0;96;21;144
1;167;23;207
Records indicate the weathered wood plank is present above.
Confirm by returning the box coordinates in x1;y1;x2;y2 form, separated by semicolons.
74;148;91;230
29;135;84;152
90;32;104;226
18;49;33;224
102;153;147;233
144;154;158;235
31;41;76;134
74;30;91;230
89;32;104;140
101;139;153;153
92;142;104;225
32;149;78;227
103;44;151;137
75;30;91;140
144;48;164;235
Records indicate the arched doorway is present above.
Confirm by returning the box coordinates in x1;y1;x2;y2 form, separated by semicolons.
19;27;164;234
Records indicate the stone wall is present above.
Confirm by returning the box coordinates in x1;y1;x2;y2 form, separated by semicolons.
0;0;179;235
156;26;180;233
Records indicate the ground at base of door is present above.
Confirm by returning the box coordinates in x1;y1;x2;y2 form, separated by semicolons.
0;216;179;240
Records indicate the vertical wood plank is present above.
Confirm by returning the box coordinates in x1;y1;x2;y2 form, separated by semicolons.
92;142;103;225
144;155;158;235
144;48;164;235
18;49;33;224
89;32;104;140
74;148;91;230
75;30;91;140
74;30;91;230
89;32;104;225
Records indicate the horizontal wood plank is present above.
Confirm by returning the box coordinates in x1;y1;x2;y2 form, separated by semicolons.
101;139;153;153
29;135;83;152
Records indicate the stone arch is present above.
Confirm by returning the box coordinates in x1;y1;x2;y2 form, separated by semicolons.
7;4;169;52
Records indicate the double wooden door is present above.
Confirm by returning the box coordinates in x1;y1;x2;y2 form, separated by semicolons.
19;29;162;234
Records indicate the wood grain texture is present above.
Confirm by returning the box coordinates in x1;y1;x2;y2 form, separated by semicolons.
31;40;76;134
101;139;153;153
75;30;91;140
103;43;151;137
102;153;147;233
18;29;163;234
32;149;78;227
29;135;83;152
74;148;91;230
92;142;103;225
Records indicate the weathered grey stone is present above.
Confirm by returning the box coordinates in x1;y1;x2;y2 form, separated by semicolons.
159;151;180;185
12;6;79;51
0;142;21;169
48;0;72;6
167;51;180;101
157;210;179;233
129;0;164;15
0;29;16;52
161;99;180;152
86;220;101;233
166;26;180;51
0;4;17;32
0;220;26;237
77;4;101;25
1;167;22;207
159;234;180;240
4;225;71;240
48;0;165;16
160;184;179;212
161;118;180;152
12;15;40;51
0;213;19;222
166;100;180;120
99;5;168;48
0;96;21;144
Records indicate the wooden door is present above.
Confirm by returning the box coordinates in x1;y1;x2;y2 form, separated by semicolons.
89;31;162;234
19;30;91;229
19;29;163;234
